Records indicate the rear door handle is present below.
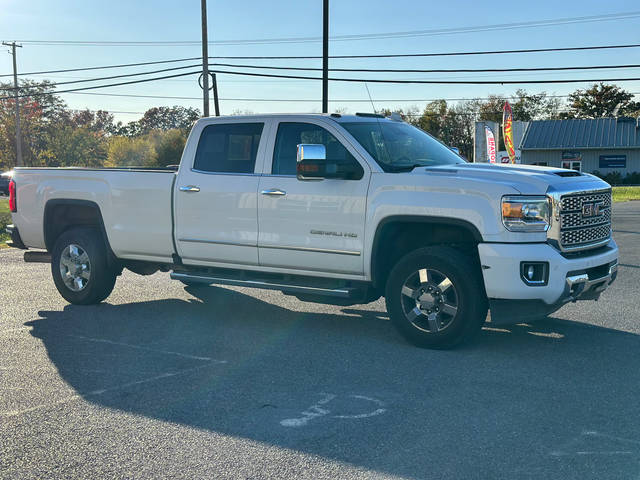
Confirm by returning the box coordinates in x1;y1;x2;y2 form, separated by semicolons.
179;185;200;192
261;188;286;196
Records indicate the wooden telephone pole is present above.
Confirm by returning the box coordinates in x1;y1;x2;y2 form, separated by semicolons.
200;0;210;117
3;41;22;166
322;0;329;113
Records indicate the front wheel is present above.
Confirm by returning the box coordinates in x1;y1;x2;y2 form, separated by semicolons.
385;246;487;349
51;227;117;305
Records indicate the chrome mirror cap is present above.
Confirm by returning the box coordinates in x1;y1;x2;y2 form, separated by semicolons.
296;144;326;163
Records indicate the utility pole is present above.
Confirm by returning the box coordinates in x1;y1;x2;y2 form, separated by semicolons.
322;0;329;113
3;41;22;166
212;73;220;116
200;0;210;117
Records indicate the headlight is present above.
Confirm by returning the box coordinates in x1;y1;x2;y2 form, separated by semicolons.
501;195;550;232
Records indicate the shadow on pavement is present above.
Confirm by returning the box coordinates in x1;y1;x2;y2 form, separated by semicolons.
24;285;640;479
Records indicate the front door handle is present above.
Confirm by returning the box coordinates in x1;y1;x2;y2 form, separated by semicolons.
261;188;286;196
179;185;200;192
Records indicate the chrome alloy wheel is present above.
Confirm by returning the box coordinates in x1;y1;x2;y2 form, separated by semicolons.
400;268;459;333
59;244;91;292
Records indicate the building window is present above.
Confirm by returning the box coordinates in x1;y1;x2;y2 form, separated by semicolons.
562;160;582;172
531;162;548;166
599;155;627;169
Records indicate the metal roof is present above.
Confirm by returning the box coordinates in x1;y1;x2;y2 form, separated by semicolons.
520;117;640;150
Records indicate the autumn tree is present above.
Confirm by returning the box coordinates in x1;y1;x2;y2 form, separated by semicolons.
565;83;640;118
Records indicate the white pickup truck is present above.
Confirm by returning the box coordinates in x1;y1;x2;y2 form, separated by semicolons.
7;113;618;348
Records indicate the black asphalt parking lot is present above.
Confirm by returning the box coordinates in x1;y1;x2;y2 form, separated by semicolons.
1;202;639;479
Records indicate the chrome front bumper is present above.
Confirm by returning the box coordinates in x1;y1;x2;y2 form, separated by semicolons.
564;261;618;302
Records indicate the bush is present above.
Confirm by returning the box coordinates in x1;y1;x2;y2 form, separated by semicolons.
591;170;639;185
106;136;156;167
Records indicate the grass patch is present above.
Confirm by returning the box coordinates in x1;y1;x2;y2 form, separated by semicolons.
0;197;11;248
612;186;640;203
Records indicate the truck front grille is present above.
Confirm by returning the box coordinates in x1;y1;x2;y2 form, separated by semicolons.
557;190;612;251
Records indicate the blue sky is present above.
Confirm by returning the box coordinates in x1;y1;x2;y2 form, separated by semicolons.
1;0;639;123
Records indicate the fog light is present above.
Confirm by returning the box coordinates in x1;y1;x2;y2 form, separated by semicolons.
527;265;535;280
520;262;549;286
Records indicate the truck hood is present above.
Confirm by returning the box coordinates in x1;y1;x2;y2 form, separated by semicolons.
417;163;607;195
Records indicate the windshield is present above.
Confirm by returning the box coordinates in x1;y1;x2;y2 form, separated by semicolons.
342;121;464;172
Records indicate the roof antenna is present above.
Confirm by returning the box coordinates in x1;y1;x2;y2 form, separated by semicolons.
364;81;393;166
364;82;377;115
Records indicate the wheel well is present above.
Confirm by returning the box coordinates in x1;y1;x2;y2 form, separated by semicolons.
44;200;107;252
371;219;482;290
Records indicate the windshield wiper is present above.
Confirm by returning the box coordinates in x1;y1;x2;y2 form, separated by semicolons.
384;164;425;172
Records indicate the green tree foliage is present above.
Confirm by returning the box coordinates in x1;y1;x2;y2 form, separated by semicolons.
153;129;187;167
565;83;640;118
41;126;107;167
510;89;562;121
106;136;156;167
115;106;200;137
0;80;67;168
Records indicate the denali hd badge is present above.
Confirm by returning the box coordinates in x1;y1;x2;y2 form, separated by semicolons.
582;201;603;218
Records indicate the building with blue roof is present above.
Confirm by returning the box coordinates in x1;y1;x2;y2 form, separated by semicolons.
519;117;640;174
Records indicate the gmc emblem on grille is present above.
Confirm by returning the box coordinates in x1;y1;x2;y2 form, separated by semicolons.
582;201;603;218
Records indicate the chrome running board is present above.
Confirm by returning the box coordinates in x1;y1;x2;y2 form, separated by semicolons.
170;271;355;298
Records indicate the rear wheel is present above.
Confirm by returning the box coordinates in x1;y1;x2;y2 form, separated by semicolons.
385;246;487;349
51;227;117;305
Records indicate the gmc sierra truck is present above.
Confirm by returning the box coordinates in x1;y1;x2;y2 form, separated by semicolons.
6;113;618;348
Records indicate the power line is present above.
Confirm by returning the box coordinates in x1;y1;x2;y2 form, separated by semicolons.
206;43;640;60
11;11;640;46
5;61;640;94
0;63;201;91
4;43;640;79
3;67;638;100
207;62;640;74
0;56;201;78
208;68;640;85
0;70;200;100
62;91;640;102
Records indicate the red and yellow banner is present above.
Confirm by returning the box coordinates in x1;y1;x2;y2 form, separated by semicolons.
502;101;516;164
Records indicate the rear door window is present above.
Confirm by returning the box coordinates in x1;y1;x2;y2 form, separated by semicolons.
193;123;264;174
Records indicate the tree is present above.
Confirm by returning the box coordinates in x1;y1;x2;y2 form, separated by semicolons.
106;136;156;167
414;101;447;138
68;109;117;134
510;89;562;121
136;106;200;134
565;83;640;118
0;79;68;168
153;129;187;167
41;126;107;167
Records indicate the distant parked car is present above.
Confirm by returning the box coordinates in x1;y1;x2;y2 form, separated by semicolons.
0;171;12;196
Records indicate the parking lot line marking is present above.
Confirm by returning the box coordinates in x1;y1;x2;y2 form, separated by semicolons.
0;362;217;418
68;334;226;363
280;393;387;427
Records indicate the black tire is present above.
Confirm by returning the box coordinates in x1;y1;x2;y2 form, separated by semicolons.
385;246;488;349
51;227;117;305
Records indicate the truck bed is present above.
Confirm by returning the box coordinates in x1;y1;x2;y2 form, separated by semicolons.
11;167;177;263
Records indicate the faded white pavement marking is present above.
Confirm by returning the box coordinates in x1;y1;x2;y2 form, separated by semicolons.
550;430;640;457
1;362;215;418
1;334;227;418
280;393;386;427
69;334;226;363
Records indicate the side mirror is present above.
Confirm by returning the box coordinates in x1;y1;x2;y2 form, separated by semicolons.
296;143;363;181
296;144;327;180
